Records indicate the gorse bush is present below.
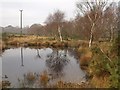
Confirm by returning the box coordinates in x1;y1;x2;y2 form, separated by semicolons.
107;58;119;88
89;47;110;76
108;37;119;88
89;39;119;88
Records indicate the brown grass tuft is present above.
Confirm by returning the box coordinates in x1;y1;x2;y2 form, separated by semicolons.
26;72;36;82
90;75;110;88
78;47;92;66
39;71;49;87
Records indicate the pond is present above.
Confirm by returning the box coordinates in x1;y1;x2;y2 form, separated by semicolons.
1;47;86;88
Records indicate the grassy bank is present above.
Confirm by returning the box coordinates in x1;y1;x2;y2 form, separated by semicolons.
1;35;119;88
2;35;90;49
78;41;119;88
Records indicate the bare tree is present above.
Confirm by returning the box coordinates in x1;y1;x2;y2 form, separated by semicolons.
45;10;65;42
76;0;111;48
118;1;120;35
118;1;120;56
103;3;117;42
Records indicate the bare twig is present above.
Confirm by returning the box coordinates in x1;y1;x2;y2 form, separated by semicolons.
99;46;112;62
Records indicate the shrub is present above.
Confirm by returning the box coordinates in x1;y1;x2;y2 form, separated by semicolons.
90;46;112;76
89;40;119;88
108;38;119;88
107;58;119;88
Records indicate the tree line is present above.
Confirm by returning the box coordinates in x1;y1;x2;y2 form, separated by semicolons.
28;0;119;47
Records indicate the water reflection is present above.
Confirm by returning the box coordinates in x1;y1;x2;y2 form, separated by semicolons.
36;49;41;58
46;49;70;79
68;48;79;59
2;47;86;88
21;47;24;67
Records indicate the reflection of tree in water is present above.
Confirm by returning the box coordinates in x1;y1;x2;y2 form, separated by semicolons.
68;48;79;63
68;48;78;58
36;49;41;59
46;49;70;79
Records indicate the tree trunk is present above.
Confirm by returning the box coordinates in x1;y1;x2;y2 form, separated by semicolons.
89;23;95;48
89;32;93;48
110;27;114;42
58;26;63;42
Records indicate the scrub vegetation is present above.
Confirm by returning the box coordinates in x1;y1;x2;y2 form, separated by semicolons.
1;0;120;89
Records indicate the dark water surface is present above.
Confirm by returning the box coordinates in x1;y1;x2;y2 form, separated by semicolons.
1;47;86;88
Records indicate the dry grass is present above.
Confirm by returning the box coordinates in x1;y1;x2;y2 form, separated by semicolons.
2;35;98;49
6;36;54;44
4;35;90;48
0;40;6;52
98;42;112;54
52;80;92;88
90;75;110;88
78;47;92;66
26;72;36;82
2;80;11;88
39;70;49;87
0;82;2;89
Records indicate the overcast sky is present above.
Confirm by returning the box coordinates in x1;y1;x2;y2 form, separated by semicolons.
0;0;77;27
0;0;119;27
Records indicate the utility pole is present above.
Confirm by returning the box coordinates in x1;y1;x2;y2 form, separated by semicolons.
20;10;23;36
